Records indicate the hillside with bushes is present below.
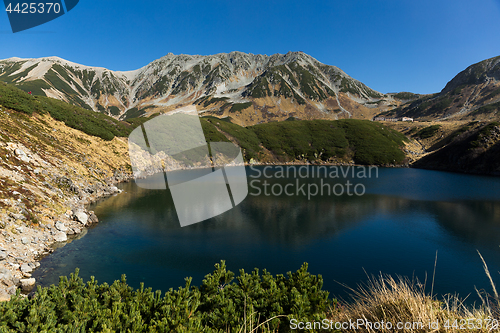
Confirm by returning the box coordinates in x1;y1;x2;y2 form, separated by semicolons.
201;117;409;166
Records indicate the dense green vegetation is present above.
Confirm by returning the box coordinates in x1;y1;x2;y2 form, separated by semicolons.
0;82;132;141
415;125;441;139
122;107;147;120
229;102;252;113
469;122;499;148
337;120;407;165
0;262;331;332
413;121;500;175
428;97;452;114
201;117;263;161
392;92;420;100
202;118;408;165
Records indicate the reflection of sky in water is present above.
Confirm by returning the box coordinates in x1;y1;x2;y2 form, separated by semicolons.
32;167;500;305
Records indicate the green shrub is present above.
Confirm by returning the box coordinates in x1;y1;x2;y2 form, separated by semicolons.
229;102;252;113
415;125;441;139
392;92;420;100
0;82;39;115
0;262;332;332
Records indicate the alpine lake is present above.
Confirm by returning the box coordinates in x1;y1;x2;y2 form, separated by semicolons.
32;166;500;305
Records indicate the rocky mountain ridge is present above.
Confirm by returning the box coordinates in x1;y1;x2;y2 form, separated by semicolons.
0;52;399;125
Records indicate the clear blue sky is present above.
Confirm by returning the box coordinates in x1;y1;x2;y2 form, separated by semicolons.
1;0;500;94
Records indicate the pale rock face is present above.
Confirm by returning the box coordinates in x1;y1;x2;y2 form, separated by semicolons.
53;232;67;242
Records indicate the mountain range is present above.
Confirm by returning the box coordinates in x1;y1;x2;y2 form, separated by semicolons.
1;52;499;125
0;52;404;125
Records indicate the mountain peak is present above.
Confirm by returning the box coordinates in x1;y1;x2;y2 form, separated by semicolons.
442;55;500;94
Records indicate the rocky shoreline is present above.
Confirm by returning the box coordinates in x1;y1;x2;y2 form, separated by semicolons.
0;163;132;301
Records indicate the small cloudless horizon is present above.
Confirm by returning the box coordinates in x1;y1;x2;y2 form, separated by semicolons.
1;0;500;94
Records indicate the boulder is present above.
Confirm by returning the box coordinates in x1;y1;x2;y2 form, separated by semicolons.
0;268;12;282
74;211;88;226
20;264;32;274
6;285;16;295
12;277;20;286
0;251;7;261
20;278;36;292
55;221;68;232
0;290;11;302
53;232;67;242
15;149;30;163
21;237;29;245
88;212;99;224
10;213;26;221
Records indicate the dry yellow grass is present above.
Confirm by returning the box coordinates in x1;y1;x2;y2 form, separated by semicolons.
328;253;500;333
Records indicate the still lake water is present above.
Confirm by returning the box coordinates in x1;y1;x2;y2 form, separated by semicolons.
33;166;500;304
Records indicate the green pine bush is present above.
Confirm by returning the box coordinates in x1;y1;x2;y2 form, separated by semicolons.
0;262;333;332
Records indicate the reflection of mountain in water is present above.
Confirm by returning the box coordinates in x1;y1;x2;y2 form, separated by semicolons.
423;200;500;248
95;178;500;252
